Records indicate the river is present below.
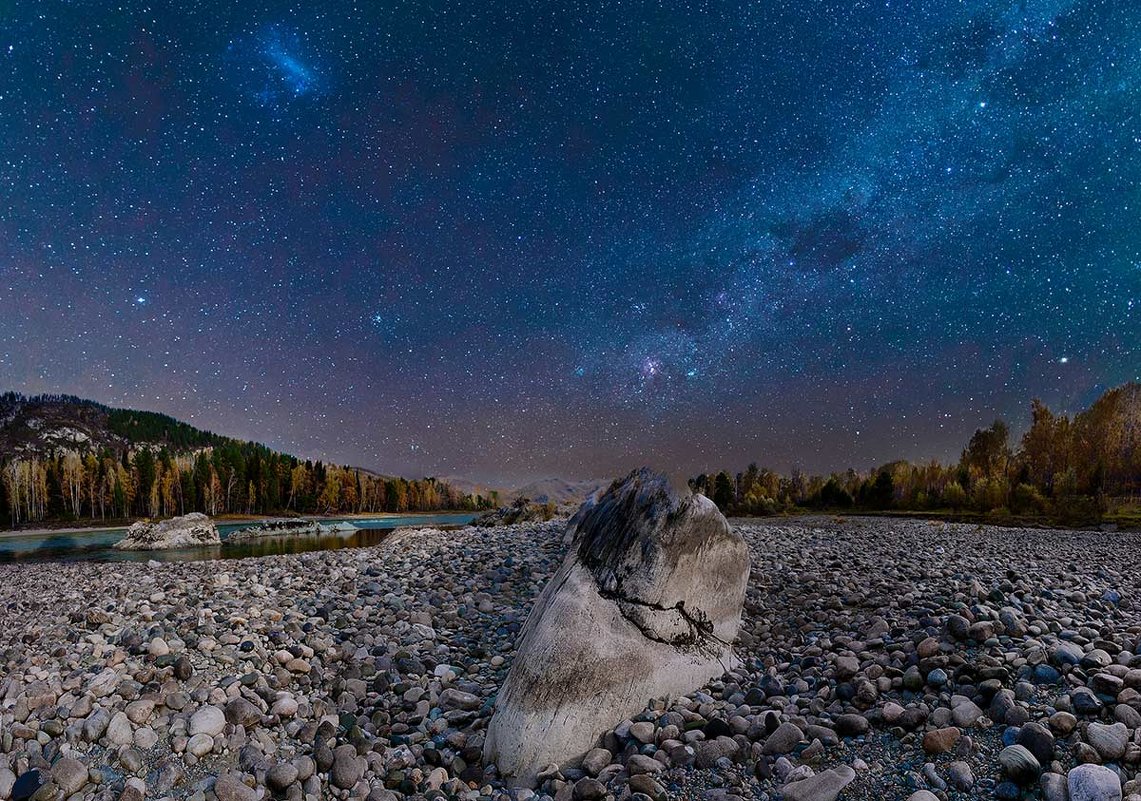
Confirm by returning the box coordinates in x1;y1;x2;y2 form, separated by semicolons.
0;513;478;563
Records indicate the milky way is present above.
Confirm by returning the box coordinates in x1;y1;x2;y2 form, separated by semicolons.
0;1;1138;481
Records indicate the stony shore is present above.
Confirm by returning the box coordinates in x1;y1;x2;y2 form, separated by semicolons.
1;516;1139;801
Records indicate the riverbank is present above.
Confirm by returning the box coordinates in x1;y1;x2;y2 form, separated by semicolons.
1;515;1139;800
730;505;1141;532
0;510;475;540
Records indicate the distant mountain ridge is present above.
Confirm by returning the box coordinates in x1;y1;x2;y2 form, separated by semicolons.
511;477;610;506
439;475;611;508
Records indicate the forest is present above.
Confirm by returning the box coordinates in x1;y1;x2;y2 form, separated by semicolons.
691;382;1141;524
0;395;495;528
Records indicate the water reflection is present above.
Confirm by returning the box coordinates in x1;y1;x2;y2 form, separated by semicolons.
0;514;476;564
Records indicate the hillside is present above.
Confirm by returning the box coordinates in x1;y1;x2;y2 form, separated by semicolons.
0;392;490;528
0;392;222;459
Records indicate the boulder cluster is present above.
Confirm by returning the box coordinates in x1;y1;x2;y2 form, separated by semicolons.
113;514;221;551
227;520;358;543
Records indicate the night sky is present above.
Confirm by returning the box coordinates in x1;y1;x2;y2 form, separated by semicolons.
2;1;1139;483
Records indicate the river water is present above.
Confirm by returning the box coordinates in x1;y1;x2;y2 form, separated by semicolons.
0;513;477;563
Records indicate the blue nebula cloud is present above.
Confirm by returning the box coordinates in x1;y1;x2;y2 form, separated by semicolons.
261;27;317;98
226;24;323;110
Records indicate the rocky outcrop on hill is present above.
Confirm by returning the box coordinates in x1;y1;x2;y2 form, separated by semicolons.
112;513;221;550
483;468;751;785
473;497;558;527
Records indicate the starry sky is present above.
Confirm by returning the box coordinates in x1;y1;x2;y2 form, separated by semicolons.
2;1;1139;483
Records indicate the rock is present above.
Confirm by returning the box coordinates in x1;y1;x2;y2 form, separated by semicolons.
1000;744;1041;784
331;744;365;790
0;769;14;801
951;699;984;728
834;713;869;736
947;760;974;790
483;469;750;784
173;655;193;681
581;748;612;777
439;688;482;712
87;668;121;698
190;705;226;737
120;778;146;801
1018;721;1057;764
125;699;154;724
927;668;949;688
106;711;134;745
694;736;739;768
764;722;806;755
991;689;1018;724
907;794;941;801
214;772;257;801
629;720;655;743
1068;764;1123;801
10;771;45;801
882;702;905;724
270;696;298;717
627;754;664;775
82;709;110;742
572;778;606;801
969;620;995;641
834;655;860;679
1041;772;1068;801
1072;687;1104;715
922;727;961;755
1091;674;1125;696
1051;712;1079;736
224;696;262;727
1083;650;1113;670
114;512;221;550
1052;641;1085;667
921;763;946;792
946;614;970;640
187;732;214;757
266;763;299;792
50;758;87;795
781;765;857;801
1087;722;1128;761
1115;704;1141;729
628;774;667;801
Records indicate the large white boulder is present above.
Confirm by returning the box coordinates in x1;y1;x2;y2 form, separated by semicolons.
113;512;221;550
484;468;750;785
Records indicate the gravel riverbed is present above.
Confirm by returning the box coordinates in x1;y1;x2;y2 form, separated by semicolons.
1;516;1139;801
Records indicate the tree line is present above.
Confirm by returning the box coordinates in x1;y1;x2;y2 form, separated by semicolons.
1;436;495;528
691;382;1141;522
